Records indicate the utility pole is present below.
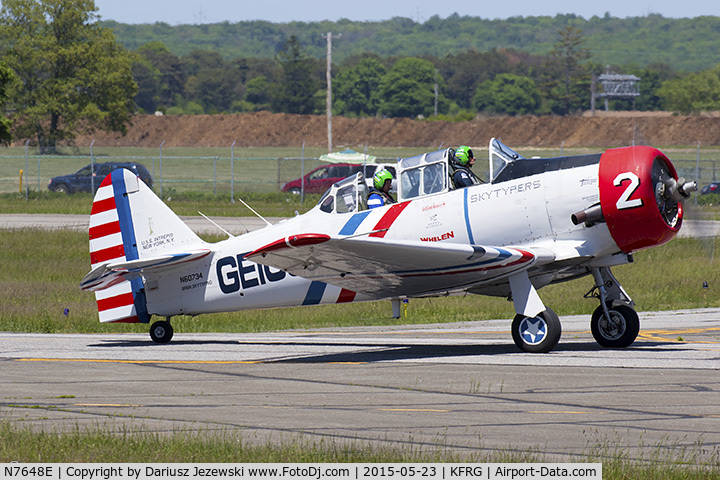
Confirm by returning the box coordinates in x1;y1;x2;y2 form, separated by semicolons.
434;69;439;116
323;32;341;153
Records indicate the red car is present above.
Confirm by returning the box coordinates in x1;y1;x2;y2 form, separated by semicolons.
282;163;398;195
282;163;362;194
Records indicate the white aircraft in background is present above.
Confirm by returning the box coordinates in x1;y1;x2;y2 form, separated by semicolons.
80;138;696;353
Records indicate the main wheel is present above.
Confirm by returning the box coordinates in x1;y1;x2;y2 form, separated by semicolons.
511;309;561;353
150;320;173;344
591;303;639;348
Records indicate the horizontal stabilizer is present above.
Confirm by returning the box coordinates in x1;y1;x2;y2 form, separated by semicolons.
81;249;210;292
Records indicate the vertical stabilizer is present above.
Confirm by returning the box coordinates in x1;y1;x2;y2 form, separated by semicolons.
88;169;203;323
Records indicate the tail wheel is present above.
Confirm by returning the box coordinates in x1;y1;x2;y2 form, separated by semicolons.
150;320;173;344
591;303;639;348
511;308;561;353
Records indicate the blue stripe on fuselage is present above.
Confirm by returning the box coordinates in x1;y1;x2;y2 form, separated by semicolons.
339;210;372;235
302;281;327;305
463;188;475;244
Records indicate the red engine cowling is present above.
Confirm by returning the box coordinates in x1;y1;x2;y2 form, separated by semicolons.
598;146;682;253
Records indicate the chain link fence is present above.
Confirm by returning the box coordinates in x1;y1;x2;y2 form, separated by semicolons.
1;142;719;202
0;143;396;200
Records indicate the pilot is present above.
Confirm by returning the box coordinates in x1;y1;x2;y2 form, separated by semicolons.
451;145;481;189
368;170;396;209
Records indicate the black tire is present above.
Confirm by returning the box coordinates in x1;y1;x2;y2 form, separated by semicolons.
53;183;71;194
289;187;301;195
591;303;639;348
150;320;173;344
511;308;562;353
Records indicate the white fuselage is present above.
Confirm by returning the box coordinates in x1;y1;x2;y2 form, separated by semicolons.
144;162;616;317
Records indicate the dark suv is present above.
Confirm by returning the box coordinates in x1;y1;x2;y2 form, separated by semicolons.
48;162;153;193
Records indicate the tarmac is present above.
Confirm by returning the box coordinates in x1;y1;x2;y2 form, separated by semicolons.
2;310;719;461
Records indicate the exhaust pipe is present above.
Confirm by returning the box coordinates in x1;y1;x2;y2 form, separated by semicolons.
571;204;605;227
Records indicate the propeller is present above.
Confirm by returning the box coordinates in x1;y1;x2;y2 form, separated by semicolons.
652;158;697;227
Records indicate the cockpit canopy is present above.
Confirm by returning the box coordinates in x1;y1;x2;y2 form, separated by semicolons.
316;172;369;214
314;138;528;211
397;149;449;201
489;137;525;182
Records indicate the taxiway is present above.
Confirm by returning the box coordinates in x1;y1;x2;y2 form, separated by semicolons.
2;309;719;460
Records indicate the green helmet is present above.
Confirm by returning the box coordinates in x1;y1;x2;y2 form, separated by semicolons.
455;146;474;166
373;169;393;190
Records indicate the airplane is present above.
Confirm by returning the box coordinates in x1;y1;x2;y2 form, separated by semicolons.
80;138;696;353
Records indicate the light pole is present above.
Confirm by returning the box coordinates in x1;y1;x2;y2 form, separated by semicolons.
322;32;341;153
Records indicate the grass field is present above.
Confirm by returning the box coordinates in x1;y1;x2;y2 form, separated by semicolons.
1;421;719;479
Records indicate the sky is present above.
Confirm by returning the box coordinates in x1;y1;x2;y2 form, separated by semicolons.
93;0;720;25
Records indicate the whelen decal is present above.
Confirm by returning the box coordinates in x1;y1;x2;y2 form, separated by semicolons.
420;231;455;242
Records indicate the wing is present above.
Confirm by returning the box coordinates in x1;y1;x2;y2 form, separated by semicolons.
245;234;554;298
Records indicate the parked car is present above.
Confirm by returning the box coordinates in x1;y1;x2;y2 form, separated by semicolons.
701;182;720;195
282;163;361;195
48;162;153;193
282;162;397;195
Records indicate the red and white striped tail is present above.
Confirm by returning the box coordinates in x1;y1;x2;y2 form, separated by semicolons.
88;169;149;323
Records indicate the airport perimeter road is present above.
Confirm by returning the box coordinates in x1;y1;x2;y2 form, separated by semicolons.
0;214;717;237
2;309;720;460
0;214;287;234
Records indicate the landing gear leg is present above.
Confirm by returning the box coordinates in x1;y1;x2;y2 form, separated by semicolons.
586;267;639;348
508;271;561;353
150;317;174;344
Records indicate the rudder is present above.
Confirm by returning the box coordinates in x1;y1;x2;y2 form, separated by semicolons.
88;168;204;323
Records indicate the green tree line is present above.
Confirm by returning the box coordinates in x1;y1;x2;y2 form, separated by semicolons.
104;14;720;72
1;0;720;150
130;26;694;119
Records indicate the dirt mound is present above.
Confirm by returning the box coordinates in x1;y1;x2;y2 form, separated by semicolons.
71;111;720;149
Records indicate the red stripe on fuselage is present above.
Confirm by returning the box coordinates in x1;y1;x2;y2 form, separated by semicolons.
369;201;410;238
337;288;356;303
